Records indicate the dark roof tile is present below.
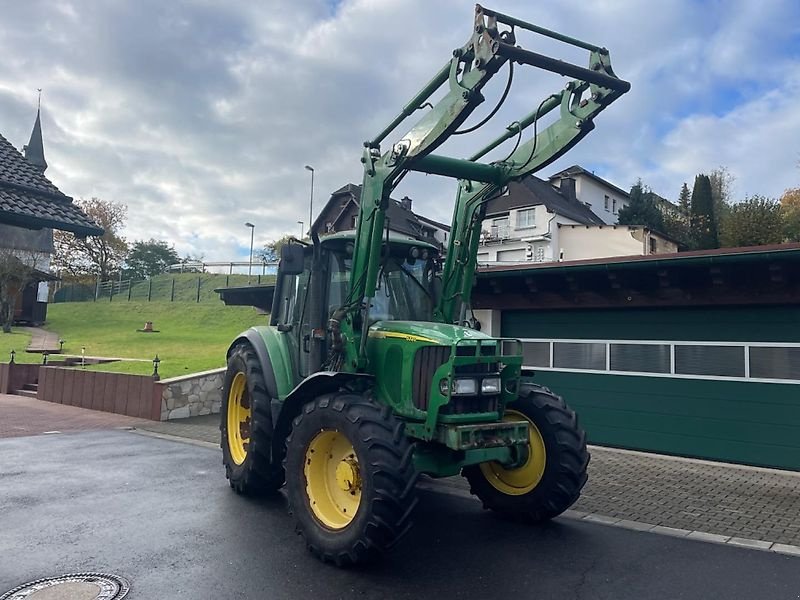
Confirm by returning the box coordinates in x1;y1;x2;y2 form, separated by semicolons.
0;132;102;236
485;175;605;225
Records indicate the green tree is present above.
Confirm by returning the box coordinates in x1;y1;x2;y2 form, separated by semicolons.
690;174;718;249
126;239;180;279
780;187;800;242
719;195;783;248
618;180;664;232
677;182;691;214
709;166;734;228
258;235;293;262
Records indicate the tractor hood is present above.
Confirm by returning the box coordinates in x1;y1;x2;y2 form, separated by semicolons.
368;320;491;346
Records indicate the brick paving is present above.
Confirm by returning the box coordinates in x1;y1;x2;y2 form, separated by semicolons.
0;394;144;438
138;414;220;444
138;414;800;547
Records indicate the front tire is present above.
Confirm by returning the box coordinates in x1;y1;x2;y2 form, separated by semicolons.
462;385;589;522
285;393;418;566
220;343;284;494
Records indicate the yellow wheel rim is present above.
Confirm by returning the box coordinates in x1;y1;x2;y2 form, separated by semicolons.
479;409;547;496
226;372;251;466
304;430;362;530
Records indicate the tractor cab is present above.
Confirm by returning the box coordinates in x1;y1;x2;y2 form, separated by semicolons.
270;231;442;382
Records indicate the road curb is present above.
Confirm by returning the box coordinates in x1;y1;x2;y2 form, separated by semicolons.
131;428;220;450
128;429;800;559
419;480;800;558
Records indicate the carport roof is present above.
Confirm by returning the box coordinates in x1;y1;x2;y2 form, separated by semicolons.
473;243;800;310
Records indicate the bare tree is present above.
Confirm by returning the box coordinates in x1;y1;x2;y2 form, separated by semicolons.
0;248;47;333
53;198;128;281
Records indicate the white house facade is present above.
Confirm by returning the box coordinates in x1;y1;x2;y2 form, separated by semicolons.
477;168;673;265
549;165;630;225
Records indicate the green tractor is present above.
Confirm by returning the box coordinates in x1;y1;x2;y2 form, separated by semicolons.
221;4;629;566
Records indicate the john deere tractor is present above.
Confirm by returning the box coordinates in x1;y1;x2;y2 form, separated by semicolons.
221;4;629;565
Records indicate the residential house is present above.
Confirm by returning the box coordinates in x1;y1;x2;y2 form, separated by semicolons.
310;183;450;249
478;170;674;264
549;165;630;224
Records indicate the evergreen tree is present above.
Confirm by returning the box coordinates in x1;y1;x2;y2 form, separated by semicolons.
618;180;664;232
690;174;718;249
677;182;691;215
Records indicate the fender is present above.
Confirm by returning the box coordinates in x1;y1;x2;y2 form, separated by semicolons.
271;371;374;466
227;328;281;401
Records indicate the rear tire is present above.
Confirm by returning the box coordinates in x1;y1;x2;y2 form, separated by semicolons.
285;392;418;566
462;385;589;522
220;343;284;494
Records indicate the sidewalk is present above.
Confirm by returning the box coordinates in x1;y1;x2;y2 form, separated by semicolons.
20;326;60;353
137;413;800;548
0;394;144;438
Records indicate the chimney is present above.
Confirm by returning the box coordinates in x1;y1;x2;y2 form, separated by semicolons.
560;177;577;201
400;196;412;211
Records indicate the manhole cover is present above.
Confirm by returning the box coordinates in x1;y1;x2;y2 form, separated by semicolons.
0;573;129;600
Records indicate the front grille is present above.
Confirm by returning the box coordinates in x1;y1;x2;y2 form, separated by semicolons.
440;395;500;415
412;346;451;411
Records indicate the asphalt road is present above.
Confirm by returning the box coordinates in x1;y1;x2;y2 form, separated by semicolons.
1;431;798;600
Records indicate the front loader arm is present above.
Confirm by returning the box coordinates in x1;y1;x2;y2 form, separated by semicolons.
434;50;629;324
337;4;629;369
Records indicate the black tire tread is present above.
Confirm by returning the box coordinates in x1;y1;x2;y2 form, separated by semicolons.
220;343;284;494
462;385;589;522
284;393;418;566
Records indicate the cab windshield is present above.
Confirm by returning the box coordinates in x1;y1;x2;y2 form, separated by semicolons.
328;250;438;323
373;256;435;322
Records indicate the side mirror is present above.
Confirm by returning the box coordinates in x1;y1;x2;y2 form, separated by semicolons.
279;243;305;275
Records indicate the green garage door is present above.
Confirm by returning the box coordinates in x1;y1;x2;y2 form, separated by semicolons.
502;306;800;471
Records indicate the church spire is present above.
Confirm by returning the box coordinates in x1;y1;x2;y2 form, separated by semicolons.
24;89;47;173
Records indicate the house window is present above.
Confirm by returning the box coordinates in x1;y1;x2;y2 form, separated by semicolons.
612;198;617;213
491;217;510;239
649;237;657;253
516;208;535;229
604;195;610;211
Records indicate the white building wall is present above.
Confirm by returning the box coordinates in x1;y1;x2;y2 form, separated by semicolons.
553;176;628;225
478;211;580;263
558;225;678;262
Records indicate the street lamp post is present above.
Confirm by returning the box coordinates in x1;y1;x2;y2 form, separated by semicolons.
245;222;255;282
304;165;314;235
297;220;304;239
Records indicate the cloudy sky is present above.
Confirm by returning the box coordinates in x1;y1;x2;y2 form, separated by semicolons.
1;0;799;261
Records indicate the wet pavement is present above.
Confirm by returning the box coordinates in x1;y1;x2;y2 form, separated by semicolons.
1;429;799;599
140;413;800;548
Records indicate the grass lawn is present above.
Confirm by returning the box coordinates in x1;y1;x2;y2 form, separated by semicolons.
126;272;273;303
0;328;35;363
43;302;266;378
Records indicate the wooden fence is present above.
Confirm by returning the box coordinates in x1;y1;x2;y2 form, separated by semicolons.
37;367;162;420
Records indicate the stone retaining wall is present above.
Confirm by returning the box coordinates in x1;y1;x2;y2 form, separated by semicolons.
160;368;226;420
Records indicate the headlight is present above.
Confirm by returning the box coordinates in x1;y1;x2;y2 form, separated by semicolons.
439;378;449;396
481;377;501;394
452;378;477;396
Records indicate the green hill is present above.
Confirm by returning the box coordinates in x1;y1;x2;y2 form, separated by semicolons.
42;302;266;377
56;272;276;304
